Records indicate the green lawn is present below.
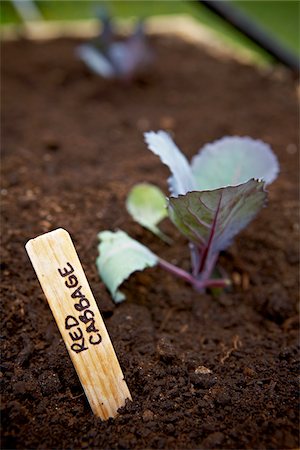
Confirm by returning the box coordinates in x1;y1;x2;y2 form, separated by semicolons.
1;1;299;62
233;0;299;54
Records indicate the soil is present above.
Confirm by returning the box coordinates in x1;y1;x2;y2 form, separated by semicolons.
1;34;299;450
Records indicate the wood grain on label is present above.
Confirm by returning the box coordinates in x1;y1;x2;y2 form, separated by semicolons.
25;228;131;420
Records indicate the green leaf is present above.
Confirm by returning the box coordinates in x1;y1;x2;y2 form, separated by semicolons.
126;183;171;243
168;179;267;273
191;136;279;190
96;230;158;302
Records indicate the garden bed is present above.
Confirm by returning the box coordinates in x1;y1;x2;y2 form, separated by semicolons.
1;33;299;449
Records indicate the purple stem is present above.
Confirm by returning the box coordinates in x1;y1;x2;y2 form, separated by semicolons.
158;257;230;291
189;242;201;277
198;251;219;282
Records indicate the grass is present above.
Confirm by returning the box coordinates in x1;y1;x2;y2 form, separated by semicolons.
1;0;299;62
233;0;299;54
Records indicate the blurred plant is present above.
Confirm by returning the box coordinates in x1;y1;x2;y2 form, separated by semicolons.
97;131;279;302
11;0;43;22
76;8;153;81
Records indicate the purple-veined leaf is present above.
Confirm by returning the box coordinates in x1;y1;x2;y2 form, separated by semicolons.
168;179;267;276
191;136;279;190
144;131;194;196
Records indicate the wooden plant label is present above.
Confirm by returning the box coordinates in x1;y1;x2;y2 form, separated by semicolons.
25;228;131;420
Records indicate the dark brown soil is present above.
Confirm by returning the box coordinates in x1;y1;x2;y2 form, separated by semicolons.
1;34;299;450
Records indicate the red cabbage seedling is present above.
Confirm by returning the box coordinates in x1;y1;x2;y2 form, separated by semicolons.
76;10;153;81
97;131;279;302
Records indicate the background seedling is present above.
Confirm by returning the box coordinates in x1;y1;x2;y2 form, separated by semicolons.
76;8;153;81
